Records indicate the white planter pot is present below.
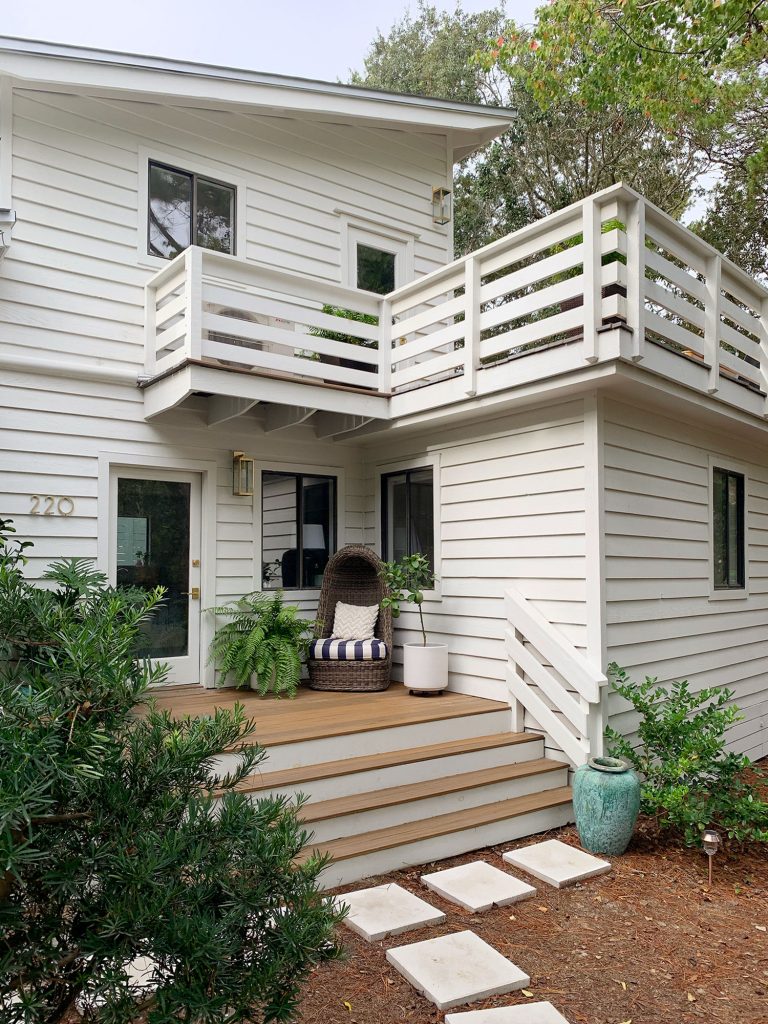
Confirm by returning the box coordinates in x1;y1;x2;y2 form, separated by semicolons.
402;642;449;695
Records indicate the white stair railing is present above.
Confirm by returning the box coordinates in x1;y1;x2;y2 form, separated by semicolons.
505;585;608;766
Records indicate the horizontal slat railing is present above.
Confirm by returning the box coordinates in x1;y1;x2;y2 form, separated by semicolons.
505;584;608;766
142;185;768;420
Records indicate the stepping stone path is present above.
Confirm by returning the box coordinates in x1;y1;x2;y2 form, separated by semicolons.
445;1002;572;1023
386;929;531;1011
422;860;536;912
336;839;612;1020
503;838;611;889
336;882;445;941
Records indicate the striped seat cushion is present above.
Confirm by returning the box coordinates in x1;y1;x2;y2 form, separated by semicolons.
309;638;388;661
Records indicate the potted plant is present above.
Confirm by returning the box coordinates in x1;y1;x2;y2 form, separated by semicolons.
380;553;447;695
208;591;314;697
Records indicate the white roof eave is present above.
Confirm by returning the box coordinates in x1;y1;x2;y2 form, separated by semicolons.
0;37;515;150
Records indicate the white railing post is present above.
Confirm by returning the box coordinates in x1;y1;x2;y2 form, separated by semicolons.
625;196;646;361
582;196;602;363
760;297;768;418
463;254;481;396
378;297;392;394
144;281;157;376
704;253;722;395
184;246;203;361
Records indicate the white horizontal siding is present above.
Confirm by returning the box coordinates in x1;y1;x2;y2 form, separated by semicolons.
2;86;450;372
0;373;366;678
603;399;768;760
362;400;588;727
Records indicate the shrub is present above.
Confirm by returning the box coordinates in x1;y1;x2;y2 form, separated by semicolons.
208;591;315;696
605;663;768;845
0;521;342;1023
379;553;436;646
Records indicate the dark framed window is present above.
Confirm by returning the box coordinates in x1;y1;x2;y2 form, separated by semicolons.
356;242;396;294
382;467;434;571
713;466;745;590
261;472;336;590
148;161;235;259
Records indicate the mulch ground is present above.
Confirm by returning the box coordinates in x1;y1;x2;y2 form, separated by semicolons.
299;816;768;1024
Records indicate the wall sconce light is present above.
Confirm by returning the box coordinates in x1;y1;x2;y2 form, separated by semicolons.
432;186;452;225
232;451;254;496
702;828;721;886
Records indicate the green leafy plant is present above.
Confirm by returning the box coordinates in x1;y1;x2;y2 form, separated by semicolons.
605;663;768;846
0;520;342;1023
379;553;436;646
208;591;315;696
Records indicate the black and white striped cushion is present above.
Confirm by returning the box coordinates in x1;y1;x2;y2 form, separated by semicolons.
309;638;388;661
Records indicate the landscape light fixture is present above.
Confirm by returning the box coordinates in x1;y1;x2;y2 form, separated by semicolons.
232;451;254;496
432;186;452;225
702;828;721;886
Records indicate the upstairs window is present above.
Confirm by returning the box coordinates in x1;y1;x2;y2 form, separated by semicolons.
148;161;235;259
382;467;434;571
262;472;336;590
356;243;396;294
713;466;745;589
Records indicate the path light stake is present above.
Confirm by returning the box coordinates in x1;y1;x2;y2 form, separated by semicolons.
702;829;721;887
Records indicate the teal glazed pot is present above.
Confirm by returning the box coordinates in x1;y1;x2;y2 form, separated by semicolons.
572;756;641;855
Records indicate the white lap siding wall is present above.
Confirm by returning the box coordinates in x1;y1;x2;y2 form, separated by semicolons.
362;399;589;757
603;398;768;761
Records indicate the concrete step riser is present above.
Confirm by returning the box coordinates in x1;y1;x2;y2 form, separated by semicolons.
248;738;546;803
212;709;513;776
318;803;575;889
305;767;570;843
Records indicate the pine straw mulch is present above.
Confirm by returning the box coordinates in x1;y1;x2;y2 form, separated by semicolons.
298;818;768;1024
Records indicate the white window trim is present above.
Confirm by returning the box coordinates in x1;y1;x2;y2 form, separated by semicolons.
96;451;219;687
338;214;415;291
374;452;441;600
708;454;750;602
137;145;247;270
253;459;346;601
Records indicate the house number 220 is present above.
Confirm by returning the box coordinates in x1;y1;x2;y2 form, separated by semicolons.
30;495;75;517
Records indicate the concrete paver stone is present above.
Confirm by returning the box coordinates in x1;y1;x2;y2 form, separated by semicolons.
421;860;536;912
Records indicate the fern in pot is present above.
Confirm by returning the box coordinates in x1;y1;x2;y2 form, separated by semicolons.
208;591;314;697
380;553;446;695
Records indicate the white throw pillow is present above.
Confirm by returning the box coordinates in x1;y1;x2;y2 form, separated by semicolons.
331;601;379;641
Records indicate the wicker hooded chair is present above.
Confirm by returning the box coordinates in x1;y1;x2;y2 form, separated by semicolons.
307;544;392;692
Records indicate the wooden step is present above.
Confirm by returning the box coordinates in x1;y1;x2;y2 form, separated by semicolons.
300;785;573;865
234;731;544;795
299;758;567;823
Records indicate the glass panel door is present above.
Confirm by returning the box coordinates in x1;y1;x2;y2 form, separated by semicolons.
111;469;201;684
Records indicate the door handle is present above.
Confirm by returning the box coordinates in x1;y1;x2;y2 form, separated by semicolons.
182;587;200;600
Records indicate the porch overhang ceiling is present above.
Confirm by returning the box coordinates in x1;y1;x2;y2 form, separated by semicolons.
0;38;515;162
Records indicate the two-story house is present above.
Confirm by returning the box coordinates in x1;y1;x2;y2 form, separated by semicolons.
2;37;766;882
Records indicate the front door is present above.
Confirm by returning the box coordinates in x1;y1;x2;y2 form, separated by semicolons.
110;468;202;684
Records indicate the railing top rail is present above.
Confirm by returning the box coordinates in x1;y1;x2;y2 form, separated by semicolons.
145;248;189;291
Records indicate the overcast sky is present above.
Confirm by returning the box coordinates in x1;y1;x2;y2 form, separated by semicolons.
1;0;540;82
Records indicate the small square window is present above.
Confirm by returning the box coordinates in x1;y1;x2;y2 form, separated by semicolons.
356;243;396;294
148;161;235;259
382;467;434;571
262;472;336;589
713;466;745;589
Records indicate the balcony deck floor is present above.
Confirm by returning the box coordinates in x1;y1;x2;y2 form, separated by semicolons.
144;683;508;748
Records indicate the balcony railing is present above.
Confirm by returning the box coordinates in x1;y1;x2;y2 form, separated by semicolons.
143;184;768;422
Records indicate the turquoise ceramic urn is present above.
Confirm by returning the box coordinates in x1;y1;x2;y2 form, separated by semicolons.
572;756;641;855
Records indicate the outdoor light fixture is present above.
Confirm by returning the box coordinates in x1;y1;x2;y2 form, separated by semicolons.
232;451;254;496
432;186;452;225
702;828;721;886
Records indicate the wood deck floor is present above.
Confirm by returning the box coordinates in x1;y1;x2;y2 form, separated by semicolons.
145;684;508;747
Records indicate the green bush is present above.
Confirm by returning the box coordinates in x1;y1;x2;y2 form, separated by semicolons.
0;521;342;1023
379;553;436;647
208;591;315;696
605;663;768;845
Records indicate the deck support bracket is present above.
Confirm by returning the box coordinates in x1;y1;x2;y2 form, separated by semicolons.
207;395;260;427
262;405;316;433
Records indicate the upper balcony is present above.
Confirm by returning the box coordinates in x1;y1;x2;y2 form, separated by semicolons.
142;184;768;437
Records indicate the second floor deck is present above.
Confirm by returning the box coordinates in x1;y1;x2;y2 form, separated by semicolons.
142;184;768;436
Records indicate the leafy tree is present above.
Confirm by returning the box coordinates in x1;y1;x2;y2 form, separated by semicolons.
491;1;768;272
0;521;341;1023
352;2;705;255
